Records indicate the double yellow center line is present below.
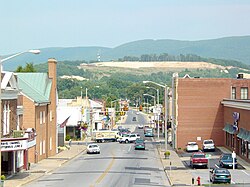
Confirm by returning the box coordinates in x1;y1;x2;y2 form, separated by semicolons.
90;152;115;187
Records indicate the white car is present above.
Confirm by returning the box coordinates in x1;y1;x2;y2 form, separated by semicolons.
87;144;100;154
186;142;199;152
138;124;143;129
203;139;215;151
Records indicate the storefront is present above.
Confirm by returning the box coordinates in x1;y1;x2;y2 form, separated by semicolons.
222;99;250;163
1;129;36;175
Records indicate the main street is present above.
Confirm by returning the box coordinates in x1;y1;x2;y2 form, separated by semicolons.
24;110;170;187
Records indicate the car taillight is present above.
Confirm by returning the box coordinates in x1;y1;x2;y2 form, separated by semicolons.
227;176;231;179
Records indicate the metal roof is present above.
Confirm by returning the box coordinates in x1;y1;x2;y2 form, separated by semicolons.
16;73;52;104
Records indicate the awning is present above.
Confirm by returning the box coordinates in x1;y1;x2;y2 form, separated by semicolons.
237;128;250;142
237;128;245;139
223;124;235;134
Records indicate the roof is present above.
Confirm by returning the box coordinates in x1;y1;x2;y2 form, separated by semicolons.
16;73;52;104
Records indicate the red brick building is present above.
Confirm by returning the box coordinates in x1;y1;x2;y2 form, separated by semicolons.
171;73;250;162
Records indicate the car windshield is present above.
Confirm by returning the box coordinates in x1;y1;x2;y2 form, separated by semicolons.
188;143;197;146
89;145;98;148
222;155;233;161
136;139;144;143
193;154;205;158
215;169;230;174
204;140;213;144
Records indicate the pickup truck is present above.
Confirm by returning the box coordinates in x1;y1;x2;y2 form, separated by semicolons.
118;134;139;143
190;152;208;169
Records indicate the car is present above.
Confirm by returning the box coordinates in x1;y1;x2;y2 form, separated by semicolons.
132;117;137;121
134;139;145;150
210;168;231;184
145;128;154;137
138;124;143;129
136;111;140;115
118;133;140;143
190;152;208;168
203;139;215;151
87;144;100;154
219;153;237;169
186;142;199;152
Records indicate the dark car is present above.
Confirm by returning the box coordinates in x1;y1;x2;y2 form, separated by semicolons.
134;139;145;150
210;168;231;184
132;117;137;121
219;153;237;169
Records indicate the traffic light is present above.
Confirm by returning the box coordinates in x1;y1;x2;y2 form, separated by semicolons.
105;108;109;116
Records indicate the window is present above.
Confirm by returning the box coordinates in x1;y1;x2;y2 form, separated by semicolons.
3;104;10;135
241;87;248;99
40;112;43;124
231;87;236;99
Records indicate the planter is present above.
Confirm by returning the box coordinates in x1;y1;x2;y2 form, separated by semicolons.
164;151;170;159
0;180;4;187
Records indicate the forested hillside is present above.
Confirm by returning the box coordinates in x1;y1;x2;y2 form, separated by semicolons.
4;36;250;70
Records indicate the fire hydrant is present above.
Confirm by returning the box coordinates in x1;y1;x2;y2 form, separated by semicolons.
196;176;201;186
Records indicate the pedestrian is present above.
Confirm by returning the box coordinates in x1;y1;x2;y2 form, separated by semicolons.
69;139;72;147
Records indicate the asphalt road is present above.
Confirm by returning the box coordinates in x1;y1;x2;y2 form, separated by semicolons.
24;110;169;187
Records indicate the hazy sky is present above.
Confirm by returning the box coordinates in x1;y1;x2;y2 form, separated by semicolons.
1;0;250;55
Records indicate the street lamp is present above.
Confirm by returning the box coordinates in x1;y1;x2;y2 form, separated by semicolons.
0;49;40;175
143;81;169;151
143;94;155;106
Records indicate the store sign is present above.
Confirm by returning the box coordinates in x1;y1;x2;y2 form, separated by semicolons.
1;140;26;151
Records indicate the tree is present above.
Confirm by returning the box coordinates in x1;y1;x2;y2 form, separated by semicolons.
15;63;36;72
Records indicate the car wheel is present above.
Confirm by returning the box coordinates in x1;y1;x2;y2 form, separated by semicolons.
102;139;105;143
125;139;129;144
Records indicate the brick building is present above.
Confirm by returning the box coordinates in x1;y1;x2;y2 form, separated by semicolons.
16;58;57;163
171;73;250;162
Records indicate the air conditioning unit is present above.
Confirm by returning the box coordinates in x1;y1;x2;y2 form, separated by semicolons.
237;73;244;79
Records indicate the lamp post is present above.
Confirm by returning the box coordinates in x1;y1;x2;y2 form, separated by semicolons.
0;49;40;175
143;81;169;151
146;86;160;140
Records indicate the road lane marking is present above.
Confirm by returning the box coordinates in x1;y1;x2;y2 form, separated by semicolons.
92;152;115;186
241;170;250;176
128;145;132;152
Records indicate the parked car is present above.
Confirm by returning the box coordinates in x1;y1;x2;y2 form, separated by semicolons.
210;168;231;184
203;139;215;151
87;144;100;154
186;142;199;152
134;139;145;150
219;153;237;168
132;117;137;121
190;152;208;168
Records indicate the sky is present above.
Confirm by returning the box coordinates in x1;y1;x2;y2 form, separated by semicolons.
1;0;250;55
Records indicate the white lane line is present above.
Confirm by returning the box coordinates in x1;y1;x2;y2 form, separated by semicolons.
214;164;220;168
128;145;132;152
241;170;250;176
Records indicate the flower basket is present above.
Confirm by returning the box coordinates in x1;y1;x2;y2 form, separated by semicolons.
164;151;170;159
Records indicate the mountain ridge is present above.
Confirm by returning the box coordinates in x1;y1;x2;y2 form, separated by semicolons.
4;35;250;70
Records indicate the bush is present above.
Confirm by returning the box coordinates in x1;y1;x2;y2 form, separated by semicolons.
1;175;6;180
164;151;170;159
65;135;71;141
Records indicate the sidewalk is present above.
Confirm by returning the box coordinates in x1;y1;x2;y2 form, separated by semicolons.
4;141;87;187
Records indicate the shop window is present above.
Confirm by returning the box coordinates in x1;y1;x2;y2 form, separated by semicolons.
248;143;250;160
241;140;247;157
231;87;236;99
240;87;248;100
